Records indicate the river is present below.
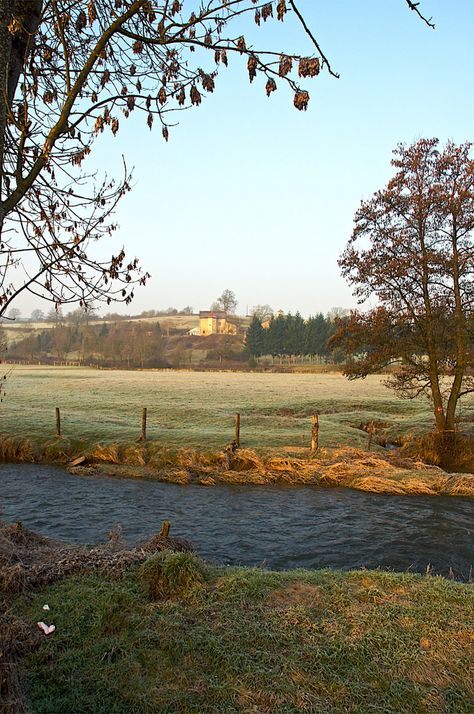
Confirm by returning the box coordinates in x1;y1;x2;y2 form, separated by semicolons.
1;464;472;580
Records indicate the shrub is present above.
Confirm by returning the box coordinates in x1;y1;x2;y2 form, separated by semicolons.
139;551;207;601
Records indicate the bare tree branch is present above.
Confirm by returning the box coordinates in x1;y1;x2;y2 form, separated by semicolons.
405;1;435;29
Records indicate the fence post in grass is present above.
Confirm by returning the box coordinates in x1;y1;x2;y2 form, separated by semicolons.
141;407;147;441
367;422;375;451
55;407;61;437
311;414;319;452
235;412;240;447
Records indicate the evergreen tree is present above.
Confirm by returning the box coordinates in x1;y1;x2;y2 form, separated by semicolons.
287;311;306;356
304;314;325;357
245;316;265;357
266;314;287;359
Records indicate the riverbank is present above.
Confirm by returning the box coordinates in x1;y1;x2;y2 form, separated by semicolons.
2;522;473;714
1;432;473;497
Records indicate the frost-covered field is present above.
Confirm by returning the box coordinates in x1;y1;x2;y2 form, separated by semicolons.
2;366;473;451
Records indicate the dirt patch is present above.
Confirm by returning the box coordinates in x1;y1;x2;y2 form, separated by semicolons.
267;582;322;610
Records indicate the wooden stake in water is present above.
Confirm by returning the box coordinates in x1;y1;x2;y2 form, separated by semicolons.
141;407;147;441
55;407;61;437
235;412;240;447
311;414;319;452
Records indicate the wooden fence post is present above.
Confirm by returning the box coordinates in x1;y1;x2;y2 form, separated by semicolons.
141;407;147;441
160;520;170;538
235;413;240;447
55;407;61;437
367;422;375;451
311;414;319;452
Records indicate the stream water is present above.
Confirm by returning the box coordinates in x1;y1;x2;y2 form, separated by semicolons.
1;464;473;580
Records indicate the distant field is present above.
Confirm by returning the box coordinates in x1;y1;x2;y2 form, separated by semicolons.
2;366;473;451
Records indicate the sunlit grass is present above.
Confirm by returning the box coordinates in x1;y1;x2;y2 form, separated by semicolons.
15;564;474;713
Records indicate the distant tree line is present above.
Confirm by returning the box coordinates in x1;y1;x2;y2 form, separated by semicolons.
245;313;343;362
7;321;166;368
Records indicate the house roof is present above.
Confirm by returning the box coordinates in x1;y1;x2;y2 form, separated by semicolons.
199;311;226;319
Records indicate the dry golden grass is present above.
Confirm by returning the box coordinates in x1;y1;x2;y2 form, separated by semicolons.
70;444;474;496
2;428;473;496
88;443;121;463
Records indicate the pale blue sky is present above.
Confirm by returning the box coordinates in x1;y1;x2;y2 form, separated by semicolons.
22;1;474;317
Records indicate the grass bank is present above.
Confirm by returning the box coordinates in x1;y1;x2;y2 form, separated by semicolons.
9;549;474;713
1;432;474;497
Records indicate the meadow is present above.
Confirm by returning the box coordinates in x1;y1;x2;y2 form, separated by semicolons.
4;365;473;451
12;558;474;714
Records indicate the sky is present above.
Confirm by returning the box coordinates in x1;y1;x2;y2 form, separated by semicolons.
17;1;474;318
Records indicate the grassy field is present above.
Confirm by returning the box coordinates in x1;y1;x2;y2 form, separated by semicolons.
13;559;474;714
3;365;473;451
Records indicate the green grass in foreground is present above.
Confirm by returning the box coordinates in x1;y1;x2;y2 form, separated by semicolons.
15;560;474;713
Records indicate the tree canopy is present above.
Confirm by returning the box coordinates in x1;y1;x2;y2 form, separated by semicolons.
333;138;474;446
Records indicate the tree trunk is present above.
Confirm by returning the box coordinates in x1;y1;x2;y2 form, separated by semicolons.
444;223;467;435
0;0;42;222
0;0;15;205
416;216;446;433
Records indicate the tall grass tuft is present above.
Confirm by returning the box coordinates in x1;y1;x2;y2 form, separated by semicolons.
402;432;474;472
0;434;42;462
139;550;207;601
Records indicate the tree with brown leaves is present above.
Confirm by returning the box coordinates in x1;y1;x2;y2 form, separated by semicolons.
333;138;474;456
0;1;434;317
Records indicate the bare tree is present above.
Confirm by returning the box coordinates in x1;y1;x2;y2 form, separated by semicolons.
251;304;273;321
0;324;7;401
7;306;20;320
0;1;434;318
213;288;238;314
30;308;45;321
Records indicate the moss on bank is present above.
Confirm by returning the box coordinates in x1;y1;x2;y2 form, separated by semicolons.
13;560;474;714
1;432;473;497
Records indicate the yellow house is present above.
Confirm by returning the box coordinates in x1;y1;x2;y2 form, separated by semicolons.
199;311;237;336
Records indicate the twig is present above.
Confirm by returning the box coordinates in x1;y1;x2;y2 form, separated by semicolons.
288;1;340;78
405;1;435;28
